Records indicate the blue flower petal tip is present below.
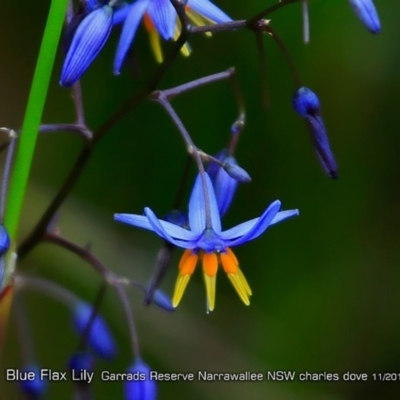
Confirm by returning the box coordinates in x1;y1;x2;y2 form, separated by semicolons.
293;87;338;179
60;5;113;87
19;364;47;398
349;0;381;34
125;359;156;400
73;302;117;360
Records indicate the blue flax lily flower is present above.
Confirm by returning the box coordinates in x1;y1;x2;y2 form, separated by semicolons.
115;173;298;311
114;0;231;72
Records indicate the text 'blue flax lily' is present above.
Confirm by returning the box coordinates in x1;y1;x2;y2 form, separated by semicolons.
114;0;231;72
115;173;299;312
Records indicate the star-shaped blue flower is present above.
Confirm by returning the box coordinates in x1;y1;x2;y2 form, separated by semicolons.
114;0;232;72
115;173;298;311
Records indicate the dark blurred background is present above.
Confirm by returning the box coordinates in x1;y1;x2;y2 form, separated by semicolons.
1;0;400;399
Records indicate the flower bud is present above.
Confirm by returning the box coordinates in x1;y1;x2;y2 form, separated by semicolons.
125;359;156;400
207;150;243;216
60;5;114;87
293;87;338;179
0;225;10;256
19;364;47;399
151;288;175;312
349;0;381;34
69;352;94;377
73;302;117;360
223;162;251;183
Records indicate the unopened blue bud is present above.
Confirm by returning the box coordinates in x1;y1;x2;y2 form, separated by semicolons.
208;150;240;216
125;359;156;400
293;87;338;179
223;163;251;183
73;302;117;360
151;288;175;312
292;87;320;117
69;352;94;376
164;210;188;229
349;0;381;34
60;5;114;87
19;364;47;399
0;225;10;255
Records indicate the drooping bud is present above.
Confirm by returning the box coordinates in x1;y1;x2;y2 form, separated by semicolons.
68;352;94;381
349;0;381;34
223;162;251;183
151;288;175;312
60;5;114;87
0;225;10;256
125;359;156;400
292;87;338;179
19;364;47;399
207;150;240;216
73;302;117;360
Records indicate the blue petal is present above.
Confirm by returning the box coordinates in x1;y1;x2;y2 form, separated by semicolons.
114;0;150;75
219;208;298;242
188;0;232;23
113;4;131;25
147;0;176;40
270;209;299;225
115;213;155;230
349;0;380;34
188;173;221;235
145;208;197;248
308;115;338;179
60;6;113;87
222;200;281;246
115;212;197;241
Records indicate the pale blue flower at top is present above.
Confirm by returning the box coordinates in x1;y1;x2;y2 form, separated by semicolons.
115;173;298;311
113;0;232;72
